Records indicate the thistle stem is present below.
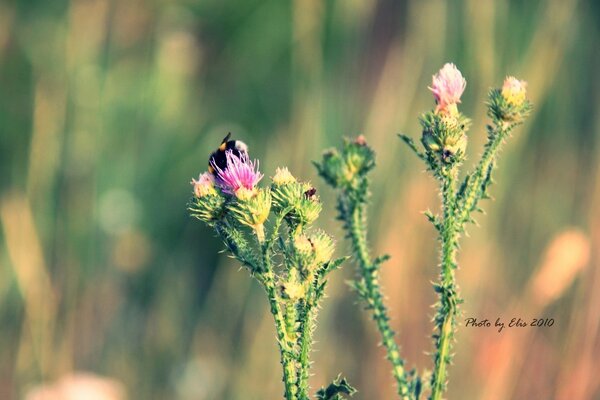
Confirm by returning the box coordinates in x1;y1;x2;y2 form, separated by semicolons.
348;199;411;399
255;223;266;243
261;244;298;400
261;269;298;400
296;298;316;400
456;126;506;226
430;169;459;400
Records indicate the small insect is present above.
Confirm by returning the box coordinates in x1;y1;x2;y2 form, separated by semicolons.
304;187;317;199
208;133;249;174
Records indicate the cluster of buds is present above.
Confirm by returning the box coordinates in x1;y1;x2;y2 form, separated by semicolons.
488;76;531;124
189;146;340;289
314;135;375;190
188;149;271;240
421;63;471;168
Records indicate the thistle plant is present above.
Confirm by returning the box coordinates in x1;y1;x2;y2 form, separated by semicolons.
316;63;531;400
401;66;530;400
189;148;354;400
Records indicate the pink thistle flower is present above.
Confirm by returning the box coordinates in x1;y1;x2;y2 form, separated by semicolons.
212;150;263;195
429;63;467;113
191;172;216;198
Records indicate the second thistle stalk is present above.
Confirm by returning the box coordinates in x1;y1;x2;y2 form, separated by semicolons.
315;138;412;399
430;168;460;400
349;200;410;399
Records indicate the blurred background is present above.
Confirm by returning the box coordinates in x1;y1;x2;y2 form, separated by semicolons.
0;0;599;399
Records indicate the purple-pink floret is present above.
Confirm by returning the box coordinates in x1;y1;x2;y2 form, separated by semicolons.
212;150;263;194
429;63;466;112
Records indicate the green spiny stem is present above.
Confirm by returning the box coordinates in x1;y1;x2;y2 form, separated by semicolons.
348;198;411;399
260;243;298;400
430;169;459;400
262;270;299;400
296;296;316;400
456;125;507;228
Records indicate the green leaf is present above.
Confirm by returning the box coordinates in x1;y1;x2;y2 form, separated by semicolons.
398;133;427;161
316;375;357;400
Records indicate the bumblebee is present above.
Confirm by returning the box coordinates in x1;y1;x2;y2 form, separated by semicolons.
208;133;248;174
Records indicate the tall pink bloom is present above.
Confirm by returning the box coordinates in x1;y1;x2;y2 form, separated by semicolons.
212;150;263;195
429;63;466;113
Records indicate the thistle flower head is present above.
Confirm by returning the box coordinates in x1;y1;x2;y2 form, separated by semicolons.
488;76;531;123
310;230;335;266
429;63;466;114
228;187;271;229
314;136;375;189
191;172;217;198
501;76;527;107
212;150;263;196
294;234;315;259
420;111;470;168
272;167;296;186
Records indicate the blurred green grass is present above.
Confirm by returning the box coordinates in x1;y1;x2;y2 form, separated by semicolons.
0;0;599;399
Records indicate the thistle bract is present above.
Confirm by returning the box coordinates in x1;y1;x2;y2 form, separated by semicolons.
272;167;297;186
420;111;470;168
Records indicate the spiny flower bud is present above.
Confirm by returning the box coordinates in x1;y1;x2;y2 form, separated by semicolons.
429;63;466;115
228;187;271;229
272;167;296;186
420;112;470;166
314;136;375;189
294;234;315;262
501;76;527;107
296;184;322;226
191;172;217;198
309;230;335;266
487;76;531;123
271;176;322;228
188;173;226;223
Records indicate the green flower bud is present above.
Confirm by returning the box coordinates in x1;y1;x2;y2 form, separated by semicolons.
293;234;316;265
228;187;271;229
188;172;226;223
309;230;335;266
271;179;322;228
315;136;375;189
420;112;470;166
487;77;531;124
188;192;226;224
